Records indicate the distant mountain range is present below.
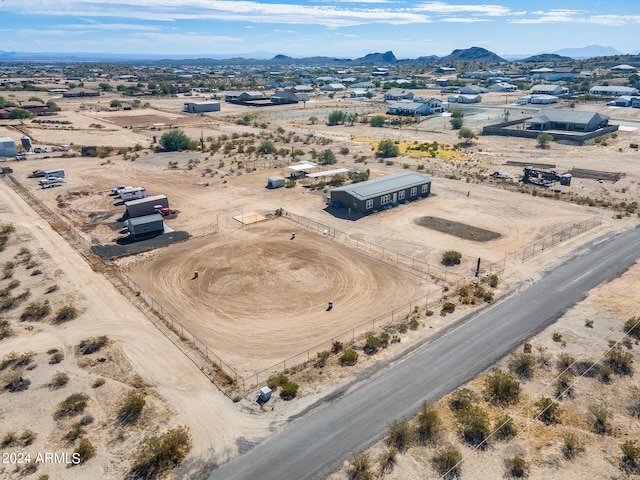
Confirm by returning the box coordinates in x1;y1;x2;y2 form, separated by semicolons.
0;45;635;65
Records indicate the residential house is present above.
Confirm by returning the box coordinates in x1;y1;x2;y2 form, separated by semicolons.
387;102;431;116
530;84;564;96
590;86;639;96
384;89;415;101
525;110;610;132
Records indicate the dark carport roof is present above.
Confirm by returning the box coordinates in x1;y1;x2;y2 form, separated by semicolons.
528;110;608;125
331;172;431;201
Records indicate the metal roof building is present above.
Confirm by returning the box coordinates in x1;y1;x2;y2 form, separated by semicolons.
329;172;431;215
525;110;610;132
0;137;17;158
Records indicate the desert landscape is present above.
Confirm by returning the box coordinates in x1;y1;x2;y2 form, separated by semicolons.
0;78;639;479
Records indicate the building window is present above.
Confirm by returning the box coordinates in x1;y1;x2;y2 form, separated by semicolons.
410;187;417;197
365;199;373;209
398;190;405;200
421;184;429;193
380;194;391;205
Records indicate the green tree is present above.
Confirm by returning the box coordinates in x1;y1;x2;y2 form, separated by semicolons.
441;250;462;266
110;100;122;109
308;116;318;125
376;139;399;158
370;115;386;127
346;112;359;125
28;96;43;102
536;132;554;148
327;110;346;126
450;117;464;129
7;108;33;120
458;127;477;145
257;140;276;155
318;149;336;165
160;129;193;152
451;109;464;118
98;82;112;92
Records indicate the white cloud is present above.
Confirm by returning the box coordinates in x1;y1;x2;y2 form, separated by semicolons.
414;2;511;16
0;0;431;27
440;17;491;23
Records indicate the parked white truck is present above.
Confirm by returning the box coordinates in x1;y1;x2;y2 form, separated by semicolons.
39;177;64;189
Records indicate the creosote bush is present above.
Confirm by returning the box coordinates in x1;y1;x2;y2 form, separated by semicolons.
504;454;529;478
484;368;521;406
494;414;517;441
279;381;299;400
117;390;146;425
349;451;373;480
562;431;584;460
54;393;89;419
535;397;560;425
52;305;78;324
339;349;358;366
431;447;462;479
129;426;192;479
386;419;413;452
78;336;109;355
73;439;96;465
416;401;441;444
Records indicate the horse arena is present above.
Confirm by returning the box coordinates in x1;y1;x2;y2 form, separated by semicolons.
123;220;432;374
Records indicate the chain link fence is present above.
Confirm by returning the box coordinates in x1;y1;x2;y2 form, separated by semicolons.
520;215;603;262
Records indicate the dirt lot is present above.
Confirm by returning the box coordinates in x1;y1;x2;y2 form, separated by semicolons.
0;87;639;478
120;220;430;374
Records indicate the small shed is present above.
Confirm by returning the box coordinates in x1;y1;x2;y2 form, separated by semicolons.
128;213;164;239
267;176;285;189
258;386;272;403
0;137;17;158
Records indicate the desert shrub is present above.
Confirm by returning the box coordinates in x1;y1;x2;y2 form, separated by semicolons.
49;351;64;364
416;401;441;444
54;393;89;419
0;318;12;340
624;316;640;340
450;388;478;411
79;415;94;426
20;429;36;446
378;448;397;475
504;454;529;478
1;351;34;370
484;369;521;406
386;419;413;452
562;431;584;460
48;371;69;390
552;332;563;342
605;345;634;375
129;426;192;479
364;335;381;355
599;365;613;383
488;274;499;288
457;404;491;448
589;403;611;435
52;305;78;324
1;431;17;447
3;371;30;392
441;250;462;266
279;381;299;400
78;336;109;355
20;301;51;321
349;451;373;480
91;377;105;388
557;353;576;372
535;397;560;425
117;390;146;425
431;447;462;479
555;372;575;399
629;386;640;418
409;317;420;329
315;350;330;368
494;414;517;441
585;319;594;328
620;439;640;474
63;423;84;443
339;349;358;366
331;341;343;354
73;439;96;465
508;351;536;379
441;302;456;315
45;284;59;294
266;373;289;390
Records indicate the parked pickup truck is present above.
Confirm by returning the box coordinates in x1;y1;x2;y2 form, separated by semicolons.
39;178;64;189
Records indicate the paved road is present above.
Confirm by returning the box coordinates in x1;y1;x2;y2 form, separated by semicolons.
210;226;640;480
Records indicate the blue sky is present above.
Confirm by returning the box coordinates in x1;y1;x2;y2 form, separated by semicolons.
0;1;638;58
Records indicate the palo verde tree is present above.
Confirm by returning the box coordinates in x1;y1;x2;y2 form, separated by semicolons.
536;132;554;148
376;139;399;158
458;127;477;145
327;110;346;126
370;115;386;127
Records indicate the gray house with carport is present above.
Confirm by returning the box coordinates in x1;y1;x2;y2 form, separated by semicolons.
329;172;431;215
525;110;610;132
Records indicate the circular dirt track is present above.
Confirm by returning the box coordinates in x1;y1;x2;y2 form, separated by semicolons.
124;220;430;374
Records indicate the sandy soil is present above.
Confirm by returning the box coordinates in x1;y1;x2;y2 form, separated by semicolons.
0;181;267;479
0;87;638;478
